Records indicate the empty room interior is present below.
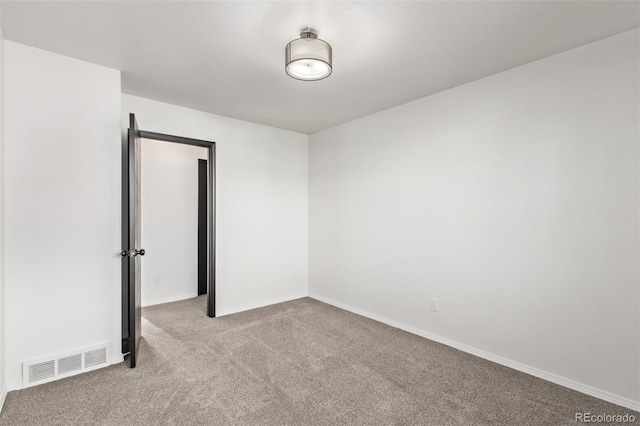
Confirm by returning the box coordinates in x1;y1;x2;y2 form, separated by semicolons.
0;1;638;425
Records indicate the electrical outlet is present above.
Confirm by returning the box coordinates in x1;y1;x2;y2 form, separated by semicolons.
429;297;439;312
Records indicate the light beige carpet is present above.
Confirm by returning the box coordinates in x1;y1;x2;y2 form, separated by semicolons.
0;296;636;425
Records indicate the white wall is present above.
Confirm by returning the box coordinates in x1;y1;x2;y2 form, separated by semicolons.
122;94;308;316
0;4;6;410
4;42;122;389
141;139;208;307
309;29;639;409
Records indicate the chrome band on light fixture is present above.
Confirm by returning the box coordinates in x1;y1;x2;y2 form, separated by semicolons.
285;28;332;81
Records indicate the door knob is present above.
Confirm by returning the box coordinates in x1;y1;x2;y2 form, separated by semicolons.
120;249;146;257
131;249;145;257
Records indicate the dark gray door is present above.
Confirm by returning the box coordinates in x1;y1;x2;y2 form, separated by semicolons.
198;159;207;296
126;113;143;368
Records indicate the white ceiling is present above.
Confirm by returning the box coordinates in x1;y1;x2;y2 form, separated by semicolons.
2;1;638;134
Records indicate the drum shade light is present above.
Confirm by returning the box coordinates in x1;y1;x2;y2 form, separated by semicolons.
285;28;332;81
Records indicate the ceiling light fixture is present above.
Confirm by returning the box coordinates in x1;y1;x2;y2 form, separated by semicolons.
285;28;332;81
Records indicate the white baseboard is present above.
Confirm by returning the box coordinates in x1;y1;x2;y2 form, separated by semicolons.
6;381;21;392
309;293;640;412
0;384;6;413
142;292;199;307
217;292;309;317
109;353;124;365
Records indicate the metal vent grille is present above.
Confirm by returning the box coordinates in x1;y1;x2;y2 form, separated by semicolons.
28;360;55;384
23;343;110;388
58;354;82;375
84;347;107;369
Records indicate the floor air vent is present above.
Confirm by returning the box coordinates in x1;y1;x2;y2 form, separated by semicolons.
84;347;107;369
58;353;82;375
28;360;55;384
23;343;110;388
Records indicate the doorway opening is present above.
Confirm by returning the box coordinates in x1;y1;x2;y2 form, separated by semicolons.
121;113;216;368
140;140;208;307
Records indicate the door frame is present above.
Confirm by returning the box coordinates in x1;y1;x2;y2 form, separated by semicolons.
121;126;217;353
